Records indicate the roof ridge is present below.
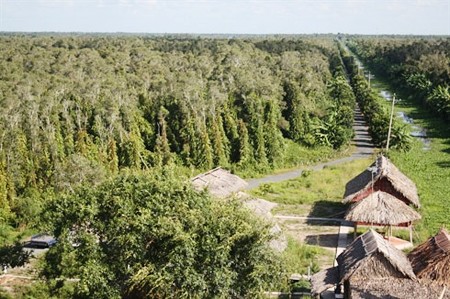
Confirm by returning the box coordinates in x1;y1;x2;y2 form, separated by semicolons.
192;166;223;180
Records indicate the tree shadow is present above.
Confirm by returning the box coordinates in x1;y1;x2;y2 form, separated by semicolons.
441;139;450;155
305;233;339;248
436;161;450;168
276;294;305;299
307;200;347;221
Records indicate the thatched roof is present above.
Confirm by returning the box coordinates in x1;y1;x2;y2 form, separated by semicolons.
408;228;450;286
310;266;339;296
343;155;420;208
344;191;421;225
191;167;248;198
242;197;287;252
311;230;416;296
350;278;450;299
336;229;416;282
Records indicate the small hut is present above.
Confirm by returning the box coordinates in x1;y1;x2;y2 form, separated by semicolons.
311;229;416;299
343;155;420;208
345;191;421;246
408;228;450;287
191;167;248;198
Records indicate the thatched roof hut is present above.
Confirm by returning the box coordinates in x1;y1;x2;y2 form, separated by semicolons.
408;228;450;287
311;229;416;297
336;229;416;282
343;155;420;208
344;191;421;226
191;167;248;198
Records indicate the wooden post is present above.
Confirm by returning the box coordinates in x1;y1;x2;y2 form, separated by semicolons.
344;280;351;299
409;223;413;245
354;223;357;239
386;94;396;152
368;71;371;89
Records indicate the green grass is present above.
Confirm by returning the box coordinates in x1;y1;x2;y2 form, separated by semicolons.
235;139;350;179
251;158;373;204
367;74;450;242
281;237;328;275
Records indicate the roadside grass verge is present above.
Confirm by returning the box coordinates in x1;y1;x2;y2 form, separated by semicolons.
250;158;372;217
234;139;351;179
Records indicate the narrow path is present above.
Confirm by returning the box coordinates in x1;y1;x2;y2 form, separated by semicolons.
245;105;374;190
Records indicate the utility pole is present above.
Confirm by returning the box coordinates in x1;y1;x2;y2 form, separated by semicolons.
368;71;371;89
386;94;396;152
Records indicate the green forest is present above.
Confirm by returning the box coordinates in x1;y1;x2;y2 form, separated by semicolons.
0;36;357;232
0;34;449;298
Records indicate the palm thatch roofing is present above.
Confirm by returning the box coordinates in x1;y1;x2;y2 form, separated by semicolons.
350;278;450;299
310;266;339;296
311;230;416;296
408;228;450;287
191;167;248;198
242;197;287;252
337;229;416;281
343;155;420;208
344;191;421;226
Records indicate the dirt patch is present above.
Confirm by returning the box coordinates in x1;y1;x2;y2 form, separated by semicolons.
279;219;339;247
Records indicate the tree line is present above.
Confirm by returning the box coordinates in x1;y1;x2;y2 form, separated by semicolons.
339;42;411;150
347;37;450;121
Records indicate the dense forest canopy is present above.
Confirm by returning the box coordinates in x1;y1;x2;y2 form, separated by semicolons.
0;35;356;232
39;171;284;298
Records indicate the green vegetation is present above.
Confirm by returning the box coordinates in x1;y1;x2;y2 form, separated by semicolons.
344;37;449;240
389;118;450;240
340;43;411;150
251;158;372;206
1;34;448;297
36;171;284;298
347;37;450;121
282;237;324;275
0;35;357;241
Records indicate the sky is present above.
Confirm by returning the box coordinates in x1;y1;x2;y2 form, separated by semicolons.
0;0;449;35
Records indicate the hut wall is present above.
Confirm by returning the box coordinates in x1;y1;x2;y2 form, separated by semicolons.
350;253;406;281
349;178;411;205
416;255;450;287
373;178;410;206
351;188;373;203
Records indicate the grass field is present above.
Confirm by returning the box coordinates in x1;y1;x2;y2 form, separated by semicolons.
250;158;373;218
